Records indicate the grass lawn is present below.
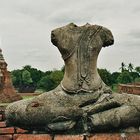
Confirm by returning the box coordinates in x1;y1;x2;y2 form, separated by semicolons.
0;94;36;106
22;95;35;99
112;84;118;92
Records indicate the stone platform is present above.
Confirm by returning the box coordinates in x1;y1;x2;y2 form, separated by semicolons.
0;105;140;140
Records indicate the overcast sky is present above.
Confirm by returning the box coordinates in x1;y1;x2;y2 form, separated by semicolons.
0;0;140;72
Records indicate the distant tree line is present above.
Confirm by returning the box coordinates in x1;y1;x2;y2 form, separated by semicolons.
10;63;140;93
11;65;64;93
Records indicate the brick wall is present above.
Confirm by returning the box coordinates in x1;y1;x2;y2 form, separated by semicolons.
0;107;140;140
118;83;140;95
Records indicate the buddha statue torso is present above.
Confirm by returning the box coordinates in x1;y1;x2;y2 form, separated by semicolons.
51;23;114;93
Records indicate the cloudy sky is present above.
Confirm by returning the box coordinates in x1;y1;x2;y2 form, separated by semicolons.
0;0;139;72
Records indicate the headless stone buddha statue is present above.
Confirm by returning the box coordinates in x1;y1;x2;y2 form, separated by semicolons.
5;23;140;133
52;23;112;93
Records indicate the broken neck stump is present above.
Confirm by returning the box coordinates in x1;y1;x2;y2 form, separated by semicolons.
0;49;22;103
5;24;140;134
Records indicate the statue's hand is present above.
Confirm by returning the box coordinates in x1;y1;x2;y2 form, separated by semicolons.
82;93;140;132
82;94;121;115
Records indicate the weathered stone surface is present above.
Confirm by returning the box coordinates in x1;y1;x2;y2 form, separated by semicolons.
5;23;140;133
0;49;22;103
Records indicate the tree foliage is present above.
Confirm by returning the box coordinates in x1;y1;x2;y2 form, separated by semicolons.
37;75;55;91
117;71;133;84
128;63;134;72
11;69;22;88
98;69;112;86
135;66;140;75
11;63;140;93
37;70;63;91
22;70;33;85
111;72;120;84
120;62;126;72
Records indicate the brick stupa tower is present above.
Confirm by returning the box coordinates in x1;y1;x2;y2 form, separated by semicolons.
0;49;22;103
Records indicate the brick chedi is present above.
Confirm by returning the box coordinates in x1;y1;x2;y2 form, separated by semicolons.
0;48;22;103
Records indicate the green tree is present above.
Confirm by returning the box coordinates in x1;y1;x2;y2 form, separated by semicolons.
23;65;45;87
22;70;33;85
50;70;63;87
37;75;55;91
37;70;63;91
45;71;52;75
135;77;140;82
11;69;22;88
135;66;140;75
130;72;139;82
117;71;133;84
11;65;47;92
111;72;120;84
18;69;35;93
23;65;32;71
120;62;126;72
11;63;140;93
128;63;134;72
61;66;65;73
98;69;112;86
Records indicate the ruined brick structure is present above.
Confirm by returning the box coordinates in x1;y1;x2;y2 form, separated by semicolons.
118;83;140;95
0;49;22;103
